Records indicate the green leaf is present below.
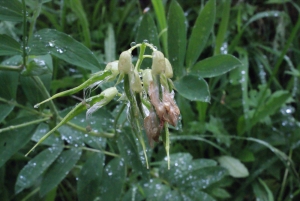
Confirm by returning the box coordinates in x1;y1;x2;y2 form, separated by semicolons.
0;71;19;122
104;23;116;62
136;13;160;68
174;75;210;102
217;155;249;178
167;0;187;78
0;0;23;22
117;127;147;176
31;123;63;146
15;146;63;194
181;190;216;201
0;34;21;56
21;55;53;76
142;179;171;200
28;29;101;71
77;153;104;201
190;55;242;78
252;178;274;201
0;117;37;167
186;0;216;67
40;149;82;196
98;158;125;201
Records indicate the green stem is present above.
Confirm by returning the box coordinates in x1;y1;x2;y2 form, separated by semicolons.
32;76;59;117
28;1;42;39
114;103;126;134
0;65;23;72
64;145;119;157
135;43;146;71
62;119;114;138
0;117;49;134
0;97;49;117
22;0;28;67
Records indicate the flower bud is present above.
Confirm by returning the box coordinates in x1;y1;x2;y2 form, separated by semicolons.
164;58;173;78
130;70;143;93
118;51;132;74
105;61;119;80
151;50;165;75
86;87;118;118
142;69;153;91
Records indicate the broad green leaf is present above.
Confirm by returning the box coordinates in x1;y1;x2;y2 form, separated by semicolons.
174;75;210;102
28;29;101;71
167;0;187;78
117;127;147;176
181;190;216;201
179;166;228;189
21;55;53;76
15;146;63;194
77;153;104;201
142;179;170;201
186;0;216;68
98;158;125;201
0;0;23;22
0;117;37;167
0;71;19;122
40;149;82;196
190;55;242;78
31;123;63;146
208;188;231;199
104;23;116;62
217;155;249;178
136;13;160;69
0;34;21;56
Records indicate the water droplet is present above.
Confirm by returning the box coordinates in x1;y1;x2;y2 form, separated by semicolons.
48;41;54;47
143;39;148;43
34;104;39;108
130;42;136;47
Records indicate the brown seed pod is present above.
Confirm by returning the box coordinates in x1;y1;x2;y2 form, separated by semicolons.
144;110;162;147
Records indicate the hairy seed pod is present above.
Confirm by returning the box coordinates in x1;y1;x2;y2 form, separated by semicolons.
164;58;173;78
144;110;162;147
151;50;166;75
118;51;132;74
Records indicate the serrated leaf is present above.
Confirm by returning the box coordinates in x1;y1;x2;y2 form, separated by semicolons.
0;34;21;56
186;0;216;67
217;155;249;178
28;29;101;71
77;153;104;201
190;55;242;78
40;149;82;196
0;117;37;167
15;146;63;194
174;75;210;102
98;158;125;201
0;0;23;22
136;13;160;69
167;0;187;78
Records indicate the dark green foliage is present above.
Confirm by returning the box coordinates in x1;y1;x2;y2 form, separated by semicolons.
0;0;299;200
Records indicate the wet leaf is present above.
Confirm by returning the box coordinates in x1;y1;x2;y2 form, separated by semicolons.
217;155;249;178
142;179;170;201
77;153;105;201
28;29;101;71
167;0;187;78
190;55;242;78
21;55;53;76
40;149;82;196
31;123;63;146
15;146;63;194
0;34;21;56
186;0;216;68
98;158;125;201
0;117;37;167
117;127;148;176
0;0;23;22
174;75;210;102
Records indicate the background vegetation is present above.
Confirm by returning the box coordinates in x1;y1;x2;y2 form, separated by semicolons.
0;0;299;200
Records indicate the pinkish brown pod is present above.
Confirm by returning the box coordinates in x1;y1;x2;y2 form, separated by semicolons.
144;110;162;147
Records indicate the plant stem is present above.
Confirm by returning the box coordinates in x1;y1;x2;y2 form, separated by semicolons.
21;0;28;67
135;43;146;71
64;145;119;157
0;65;23;72
0;117;49;134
